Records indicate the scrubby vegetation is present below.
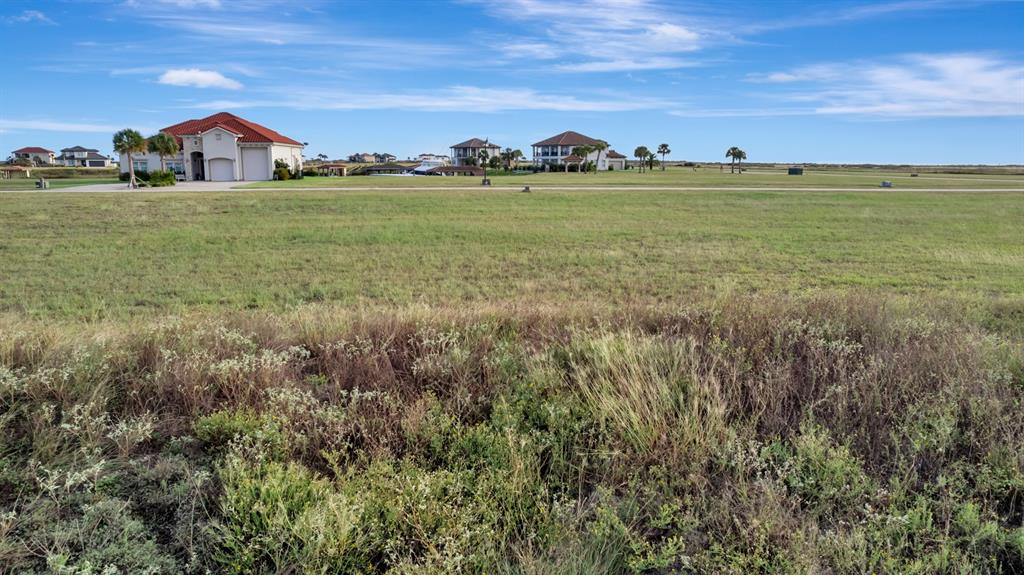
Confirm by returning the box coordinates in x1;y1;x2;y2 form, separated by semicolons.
1;296;1021;573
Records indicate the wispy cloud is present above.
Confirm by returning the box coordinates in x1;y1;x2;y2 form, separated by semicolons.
481;0;708;72
191;85;665;113
721;53;1024;118
158;68;243;89
4;10;55;25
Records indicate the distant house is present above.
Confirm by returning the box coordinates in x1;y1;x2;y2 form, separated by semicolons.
375;153;397;163
450;138;501;166
57;146;112;168
11;147;54;165
120;112;303;181
415;153;451;164
531;131;619;171
347;153;375;163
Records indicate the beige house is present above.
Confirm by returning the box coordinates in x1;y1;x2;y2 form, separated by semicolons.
120;112;303;181
450;138;501;166
531;131;622;171
11;147;54;165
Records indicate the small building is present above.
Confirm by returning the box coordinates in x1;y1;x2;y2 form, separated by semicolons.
363;163;412;175
425;165;484;176
11;147;54;165
531;131;617;170
120;112;303;181
317;163;349;177
605;150;627;170
787;167;804;176
57;146;112;167
450;138;501;166
0;165;31;179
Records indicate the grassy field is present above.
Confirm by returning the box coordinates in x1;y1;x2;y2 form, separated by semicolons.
1;189;1022;318
241;166;1024;189
0;177;120;190
2;184;1022;573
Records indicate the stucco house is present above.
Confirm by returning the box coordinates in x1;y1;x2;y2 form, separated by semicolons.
120;112;303;181
450;138;501;166
57;146;112;167
11;147;54;165
531;131;621;171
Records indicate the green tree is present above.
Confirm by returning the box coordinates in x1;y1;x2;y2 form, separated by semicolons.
571;145;592;173
147;131;179;173
634;146;650;173
657;143;670;170
726;146;745;174
646;151;657;171
113;128;147;189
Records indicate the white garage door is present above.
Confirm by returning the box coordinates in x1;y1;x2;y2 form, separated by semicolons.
242;148;269;181
208;158;234;181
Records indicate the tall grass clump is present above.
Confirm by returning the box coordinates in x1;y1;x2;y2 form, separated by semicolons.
0;294;1021;573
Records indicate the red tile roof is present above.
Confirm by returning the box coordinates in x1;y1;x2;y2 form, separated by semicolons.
162;112;302;146
606;150;626;159
14;146;53;154
532;131;603;147
562;154;584;162
451;138;500;149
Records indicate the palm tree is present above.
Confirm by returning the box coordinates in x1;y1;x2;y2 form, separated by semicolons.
736;148;747;172
646;151;657;171
147;131;179;173
657;143;670;170
571;144;592;173
591;140;608;174
726;146;741;174
634;146;649;173
113;128;146;189
511;148;523;171
478;149;490;179
501;148;524;171
316;153;328;162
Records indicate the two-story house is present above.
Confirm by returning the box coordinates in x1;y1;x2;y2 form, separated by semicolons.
450;138;501;166
531;131;623;171
11;147;55;165
57;146;112;167
119;112;303;181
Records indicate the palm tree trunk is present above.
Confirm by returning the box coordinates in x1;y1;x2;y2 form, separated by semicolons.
127;153;136;188
661;153;666;170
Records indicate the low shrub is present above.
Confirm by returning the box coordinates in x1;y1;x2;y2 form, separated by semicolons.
119;170;150;182
147;170;176;187
273;167;290;181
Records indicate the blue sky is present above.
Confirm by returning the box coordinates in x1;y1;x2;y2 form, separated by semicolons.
1;0;1022;164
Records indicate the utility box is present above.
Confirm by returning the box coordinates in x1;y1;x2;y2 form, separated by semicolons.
788;167;804;175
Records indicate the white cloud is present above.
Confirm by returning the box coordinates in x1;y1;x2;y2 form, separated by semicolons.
158;68;243;89
720;53;1024;118
191;85;666;113
0;119;123;133
478;0;705;72
5;10;55;24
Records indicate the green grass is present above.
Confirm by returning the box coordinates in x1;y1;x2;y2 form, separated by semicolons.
0;177;120;190
240;166;1024;189
1;189;1021;318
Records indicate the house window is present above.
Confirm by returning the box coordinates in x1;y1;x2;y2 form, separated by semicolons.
215;133;222;141
132;160;148;172
166;160;184;174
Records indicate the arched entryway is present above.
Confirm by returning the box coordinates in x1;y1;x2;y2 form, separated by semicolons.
190;151;205;181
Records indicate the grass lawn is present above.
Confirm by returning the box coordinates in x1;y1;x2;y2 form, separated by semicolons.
0;177;120;190
1;188;1021;318
240;166;1024;189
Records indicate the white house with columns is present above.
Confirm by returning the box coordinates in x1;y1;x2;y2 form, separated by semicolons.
119;112;303;181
